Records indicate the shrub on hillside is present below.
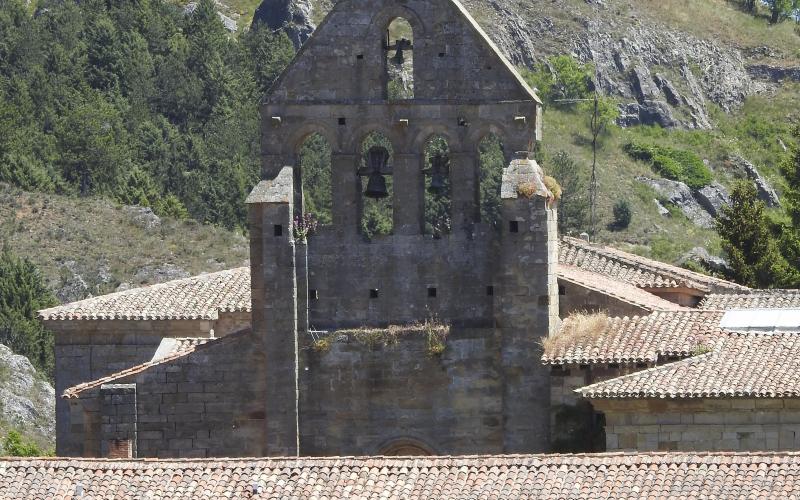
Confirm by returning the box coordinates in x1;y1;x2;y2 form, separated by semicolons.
624;142;712;189
611;200;632;230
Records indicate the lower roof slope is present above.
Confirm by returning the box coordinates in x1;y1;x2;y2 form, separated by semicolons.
559;236;748;293
579;331;800;399
2;453;800;499
542;311;723;365
699;290;800;310
38;267;250;321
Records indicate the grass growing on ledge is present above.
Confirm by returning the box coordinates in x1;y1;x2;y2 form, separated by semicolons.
541;311;609;356
312;319;450;356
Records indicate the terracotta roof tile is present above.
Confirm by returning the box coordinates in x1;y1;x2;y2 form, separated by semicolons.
542;311;723;365
1;453;799;498
579;331;800;399
558;265;687;313
38;267;250;321
559;237;748;293
61;329;248;399
700;290;800;310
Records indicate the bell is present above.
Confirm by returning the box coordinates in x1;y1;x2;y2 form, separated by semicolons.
391;45;405;65
365;172;388;198
427;153;448;194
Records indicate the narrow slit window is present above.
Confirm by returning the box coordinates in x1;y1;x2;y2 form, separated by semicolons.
386;18;414;99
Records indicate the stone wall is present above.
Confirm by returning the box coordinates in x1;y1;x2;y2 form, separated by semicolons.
549;363;642;452
308;229;495;329
558;280;649;318
593;398;800;451
70;331;267;458
299;328;504;455
50;319;217;456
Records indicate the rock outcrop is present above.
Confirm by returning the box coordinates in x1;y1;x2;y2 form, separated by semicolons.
637;177;715;229
0;344;54;452
727;155;781;207
252;0;316;49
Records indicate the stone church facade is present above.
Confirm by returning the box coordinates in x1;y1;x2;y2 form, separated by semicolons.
45;0;561;458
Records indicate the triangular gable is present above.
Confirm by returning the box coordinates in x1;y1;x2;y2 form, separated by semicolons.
266;0;541;104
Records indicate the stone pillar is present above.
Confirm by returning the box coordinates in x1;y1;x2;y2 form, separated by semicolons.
100;384;137;458
393;153;424;235
494;156;558;453
450;152;480;231
246;167;300;456
331;153;360;235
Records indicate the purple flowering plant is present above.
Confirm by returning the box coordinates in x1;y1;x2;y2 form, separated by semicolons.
293;213;319;242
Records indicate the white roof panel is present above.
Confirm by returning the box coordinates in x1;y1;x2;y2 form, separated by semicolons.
720;308;800;331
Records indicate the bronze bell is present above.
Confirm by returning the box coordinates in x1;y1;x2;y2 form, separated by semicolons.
363;146;390;199
391;45;405;65
426;153;449;194
365;172;389;198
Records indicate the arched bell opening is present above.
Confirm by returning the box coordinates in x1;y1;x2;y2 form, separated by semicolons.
423;135;452;237
478;134;505;228
385;18;414;100
358;132;394;239
296;133;333;229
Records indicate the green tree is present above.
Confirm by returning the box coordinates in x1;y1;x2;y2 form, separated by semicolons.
766;0;794;23
780;125;800;226
716;182;799;288
547;151;589;234
521;55;593;104
0;247;57;379
2;430;43;457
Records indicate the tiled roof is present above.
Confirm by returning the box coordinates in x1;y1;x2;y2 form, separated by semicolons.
579;331;800;399
38;267;250;321
542;311;723;365
62;330;247;399
558;265;687;313
700;290;800;310
559;237;748;292
2;453;800;498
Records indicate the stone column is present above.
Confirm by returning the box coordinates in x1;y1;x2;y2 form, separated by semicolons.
450;152;480;231
246;167;300;456
331;153;360;235
493;157;557;453
393;153;424;235
100;384;137;458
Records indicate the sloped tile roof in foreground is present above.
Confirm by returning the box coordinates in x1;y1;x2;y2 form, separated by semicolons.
38;267;250;321
579;331;800;399
542;311;723;365
699;289;800;310
559;236;748;293
2;453;800;499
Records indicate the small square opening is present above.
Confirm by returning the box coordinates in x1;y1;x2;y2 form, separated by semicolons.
309;289;319;300
509;220;519;233
486;285;494;296
274;224;283;237
356;54;364;60
558;285;566;296
438;52;445;57
427;287;437;298
369;289;379;299
457;117;468;127
338;117;346;125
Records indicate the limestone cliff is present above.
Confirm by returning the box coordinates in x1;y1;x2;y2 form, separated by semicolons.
0;343;54;454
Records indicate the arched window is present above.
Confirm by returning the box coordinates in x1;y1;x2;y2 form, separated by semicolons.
423;135;451;237
379;439;433;456
297;133;332;225
478;134;505;228
385;18;414;100
358;132;394;238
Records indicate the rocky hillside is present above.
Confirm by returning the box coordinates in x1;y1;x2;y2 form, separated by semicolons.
0;184;249;304
0;343;54;454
